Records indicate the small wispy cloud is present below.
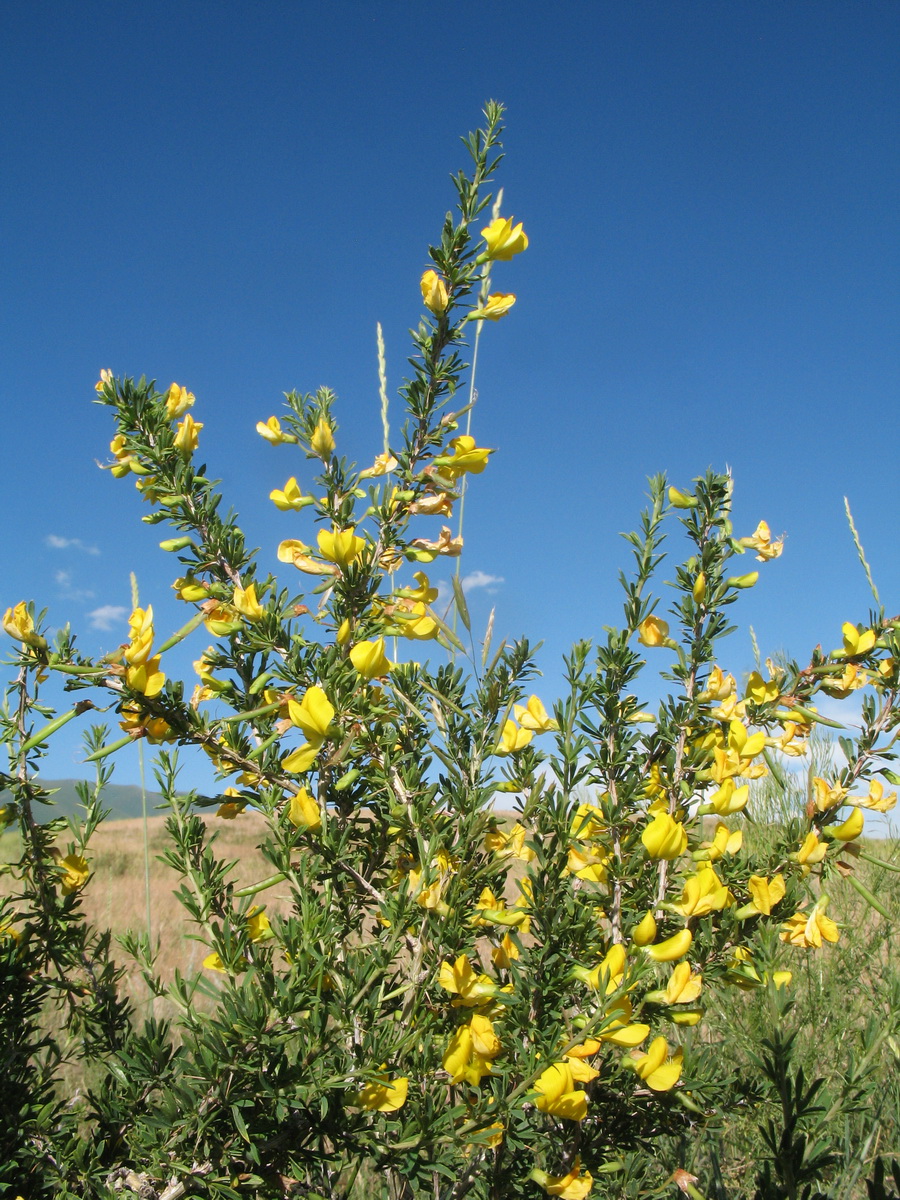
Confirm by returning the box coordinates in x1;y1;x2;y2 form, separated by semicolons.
45;534;100;556
54;568;96;603
461;570;504;595
87;604;127;631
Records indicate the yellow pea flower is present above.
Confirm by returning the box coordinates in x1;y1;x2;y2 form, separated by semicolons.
631;910;657;946
256;416;294;445
468;292;516;321
433;435;493;480
780;898;839;948
95;367;113;393
359;452;398;479
669;867;732;917
745;671;780;704
282;743;320;774
793;830;828;870
2;602;47;649
269;477;311;510
408;526;464;560
705;779;750;816
349;638;392;680
277;539;339;576
203;952;227;972
443;1014;501;1086
173;413;203;458
287;787;322;831
310;417;335;459
579;942;627;993
216;787;246;819
530;1158;593;1200
644;928;693;963
626;1037;683;1092
848;779;897;813
641;812;687;860
637;616;670;648
420;269;450;314
354;1073;408;1113
497;719;533;755
287;685;335;743
696;666;736;703
565;844;611;883
318;526;365;569
492;932;520;968
438;954;500;1007
480;215;529;261
662;962;702;1005
533;1061;596;1121
667;486;697;509
739;520;784;561
514;695;559;732
232;583;265;623
698;822;743;862
484;821;536;863
246;908;273;942
834;621;877;658
173;576;209;602
165;382;195;420
736;873;786;918
812;776;848;813
58;854;90;895
823;806;864;841
126;657;166;698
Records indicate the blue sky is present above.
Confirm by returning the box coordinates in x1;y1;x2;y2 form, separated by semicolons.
2;1;899;792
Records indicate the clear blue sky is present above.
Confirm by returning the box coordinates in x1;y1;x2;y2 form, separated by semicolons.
3;2;899;791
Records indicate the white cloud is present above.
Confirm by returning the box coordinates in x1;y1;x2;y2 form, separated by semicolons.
87;605;127;631
460;570;504;595
54;567;95;603
45;534;100;555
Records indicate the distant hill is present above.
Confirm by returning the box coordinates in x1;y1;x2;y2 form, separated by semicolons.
0;778;166;822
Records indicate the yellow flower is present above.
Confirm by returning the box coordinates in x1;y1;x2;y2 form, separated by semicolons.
530;1158;593;1200
480;216;528;261
95;367;113;393
811;776;848;813
287;787;322;831
408;526;464;560
699;822;743;862
173;575;209;602
443;1014;501;1085
433;435;493;480
497;719;532;755
780;899;839;948
257;416;292;445
794;830;828;869
216;787;245;819
349;637;392;679
173;414;203;458
420;269;450;314
468;293;516;321
203;952;226;972
318;527;365;569
514;695;559;732
484;821;535;863
2;602;46;649
277;539;340;576
644;928;693;963
740;873;786;917
359;452;398;479
706;779;750;816
848;780;897;813
581;942;627;993
165;382;195;420
697;666;736;703
637;616;670;648
823;806;864;841
58;853;90;894
310;417;335;459
270;477;311;510
627;1037;683;1091
438;954;500;1006
631;910;657;946
282;743;321;774
533;1060;597;1121
125;657;166;698
739;520;784;561
246;908;273;942
354;1073;408;1112
565;844;611;883
669;867;732;917
745;671;780;704
834;621;877;658
641;812;687;860
664;962;702;1005
232;583;265;623
288;686;335;742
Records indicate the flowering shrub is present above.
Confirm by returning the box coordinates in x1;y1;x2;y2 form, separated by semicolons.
2;103;899;1200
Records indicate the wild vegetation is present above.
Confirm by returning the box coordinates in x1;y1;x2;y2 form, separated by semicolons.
2;103;899;1199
